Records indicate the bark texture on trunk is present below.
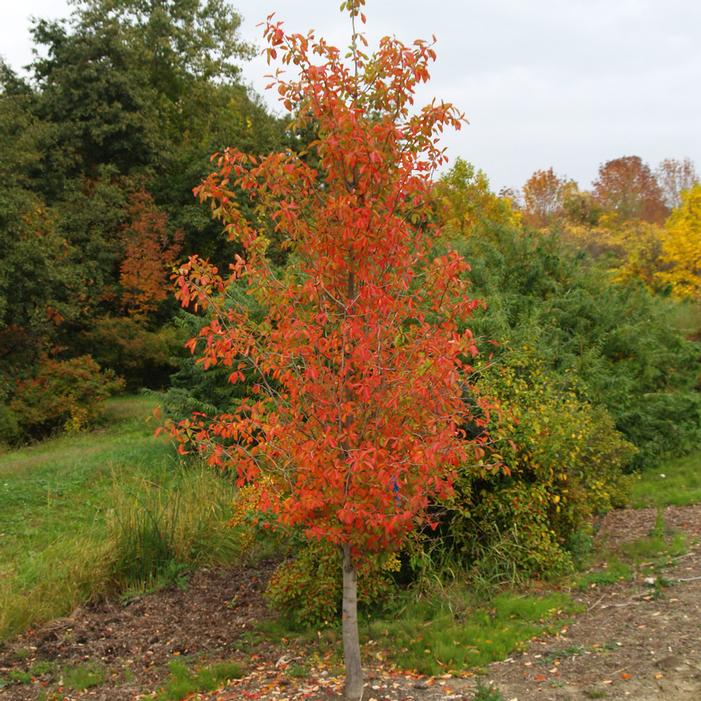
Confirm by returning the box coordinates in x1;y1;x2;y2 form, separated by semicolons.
342;544;364;701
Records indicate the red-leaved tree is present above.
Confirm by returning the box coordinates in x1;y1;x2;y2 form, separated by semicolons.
168;3;488;697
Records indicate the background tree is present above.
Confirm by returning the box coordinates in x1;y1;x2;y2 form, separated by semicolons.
593;155;667;224
0;63;74;382
434;158;520;237
658;184;701;298
0;0;286;440
521;167;572;228
119;190;183;316
656;157;699;209
168;5;487;698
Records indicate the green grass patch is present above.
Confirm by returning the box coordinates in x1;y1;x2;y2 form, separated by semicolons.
0;395;246;641
631;452;701;508
250;583;580;677
620;530;687;562
61;662;107;690
576;557;633;589
364;585;581;675
0;669;32;687
286;663;310;679
576;511;689;589
154;660;244;701
0;660;78;691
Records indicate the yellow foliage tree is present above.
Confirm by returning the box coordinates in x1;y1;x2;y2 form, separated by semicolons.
657;184;701;298
607;220;666;290
434;158;520;237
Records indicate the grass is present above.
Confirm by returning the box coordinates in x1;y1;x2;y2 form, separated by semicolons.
631;451;701;508
363;586;582;675
573;452;700;590
0;395;246;641
575;557;633;588
575;510;689;590
286;663;310;678
154;660;244;701
61;662;108;690
2;391;699;691
0;661;98;691
250;579;582;678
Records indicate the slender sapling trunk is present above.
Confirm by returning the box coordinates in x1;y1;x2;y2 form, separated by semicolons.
342;544;363;701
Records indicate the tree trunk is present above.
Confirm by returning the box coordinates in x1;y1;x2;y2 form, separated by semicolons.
342;544;363;701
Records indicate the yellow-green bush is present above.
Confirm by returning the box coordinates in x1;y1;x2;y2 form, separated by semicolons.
441;352;636;583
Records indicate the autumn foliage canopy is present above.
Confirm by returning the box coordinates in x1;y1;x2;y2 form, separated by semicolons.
169;8;488;555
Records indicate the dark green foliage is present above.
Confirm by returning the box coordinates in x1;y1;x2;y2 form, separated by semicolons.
29;15;161;187
0;0;286;439
161;282;269;421
0;405;20;447
449;223;701;468
0;66;78;373
28;0;256;187
404;185;699;581
80;316;186;390
161;312;244;420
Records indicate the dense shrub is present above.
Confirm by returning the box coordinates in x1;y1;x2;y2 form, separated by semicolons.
434;354;636;583
448;223;701;467
9;355;123;440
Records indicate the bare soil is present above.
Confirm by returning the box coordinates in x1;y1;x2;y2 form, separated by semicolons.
482;505;701;701
1;505;700;701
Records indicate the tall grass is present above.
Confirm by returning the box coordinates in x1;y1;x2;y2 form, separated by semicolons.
107;466;245;590
0;537;112;639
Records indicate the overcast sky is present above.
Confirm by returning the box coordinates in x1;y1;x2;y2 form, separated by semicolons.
2;0;700;191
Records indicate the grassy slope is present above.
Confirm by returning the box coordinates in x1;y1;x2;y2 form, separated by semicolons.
0;396;170;638
0;395;167;569
0;395;244;641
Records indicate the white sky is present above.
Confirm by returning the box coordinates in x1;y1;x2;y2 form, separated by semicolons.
2;0;700;191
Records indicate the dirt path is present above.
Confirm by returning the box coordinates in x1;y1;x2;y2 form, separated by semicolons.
1;506;700;700
483;505;701;701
